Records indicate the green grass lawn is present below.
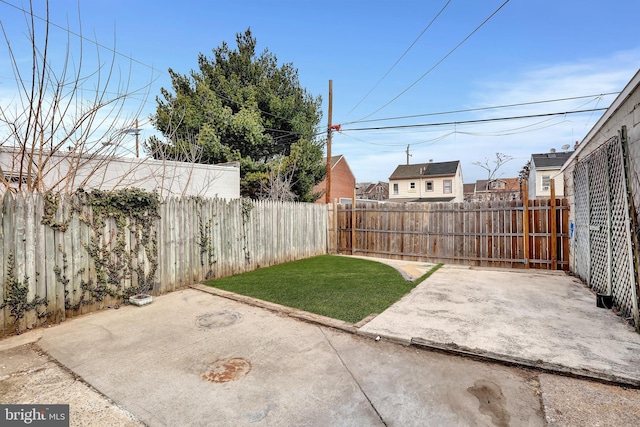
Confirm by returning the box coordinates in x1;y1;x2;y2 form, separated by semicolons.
204;255;440;323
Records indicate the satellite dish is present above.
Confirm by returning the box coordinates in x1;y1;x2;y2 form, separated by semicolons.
561;144;570;151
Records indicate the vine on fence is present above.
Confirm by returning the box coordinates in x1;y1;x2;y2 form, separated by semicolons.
37;188;161;317
53;246;74;310
196;204;217;280
240;198;254;263
78;188;160;301
0;250;48;333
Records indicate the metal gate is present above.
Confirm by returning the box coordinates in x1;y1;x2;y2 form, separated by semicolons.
573;133;640;329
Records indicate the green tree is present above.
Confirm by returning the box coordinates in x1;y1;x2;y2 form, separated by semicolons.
149;28;325;201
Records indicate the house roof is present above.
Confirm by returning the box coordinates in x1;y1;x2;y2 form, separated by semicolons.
356;182;372;190
320;154;356;179
463;183;476;194
475;178;520;192
321;155;345;169
531;151;573;169
389;161;459;180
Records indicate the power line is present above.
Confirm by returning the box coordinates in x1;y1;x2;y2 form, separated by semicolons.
335;115;567;148
345;0;453;117
341;108;607;132
341;92;618;126
0;2;315;137
0;0;165;76
357;0;512;122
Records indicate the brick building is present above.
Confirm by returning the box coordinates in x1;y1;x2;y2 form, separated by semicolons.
314;155;356;203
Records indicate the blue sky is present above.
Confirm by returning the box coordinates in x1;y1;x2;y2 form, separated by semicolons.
1;0;640;183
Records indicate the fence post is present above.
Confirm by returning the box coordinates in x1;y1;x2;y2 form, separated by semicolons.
550;179;557;270
522;181;530;268
351;189;356;255
332;199;338;254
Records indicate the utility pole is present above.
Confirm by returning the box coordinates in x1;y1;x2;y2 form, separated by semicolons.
326;80;333;204
406;144;411;165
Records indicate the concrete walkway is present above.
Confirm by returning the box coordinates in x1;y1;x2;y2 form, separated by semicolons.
359;262;640;386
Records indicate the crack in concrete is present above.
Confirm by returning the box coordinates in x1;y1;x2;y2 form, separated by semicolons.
319;328;387;426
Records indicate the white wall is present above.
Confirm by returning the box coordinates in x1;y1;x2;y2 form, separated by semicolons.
528;167;565;199
389;164;463;202
0;150;240;199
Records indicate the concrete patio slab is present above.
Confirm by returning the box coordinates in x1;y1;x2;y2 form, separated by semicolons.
35;289;546;426
359;264;640;386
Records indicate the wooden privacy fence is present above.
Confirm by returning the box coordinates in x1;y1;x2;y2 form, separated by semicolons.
332;199;569;269
0;192;327;335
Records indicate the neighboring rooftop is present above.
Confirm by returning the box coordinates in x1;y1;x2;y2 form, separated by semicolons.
463;183;476;195
475;178;520;192
322;154;346;169
389;161;459;180
531;151;574;169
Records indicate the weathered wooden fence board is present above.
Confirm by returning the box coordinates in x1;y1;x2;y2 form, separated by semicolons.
1;193;327;336
335;200;569;269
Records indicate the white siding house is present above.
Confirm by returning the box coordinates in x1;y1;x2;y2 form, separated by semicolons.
527;151;573;199
388;160;463;202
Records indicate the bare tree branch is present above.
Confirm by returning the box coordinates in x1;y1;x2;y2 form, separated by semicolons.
0;1;153;195
472;152;514;190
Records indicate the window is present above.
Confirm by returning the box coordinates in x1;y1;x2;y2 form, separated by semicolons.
490;180;505;190
393;183;399;195
425;181;433;191
409;182;416;192
542;175;550;191
4;173;31;190
443;179;452;194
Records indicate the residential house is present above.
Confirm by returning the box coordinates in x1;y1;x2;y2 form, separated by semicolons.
356;181;389;201
314;154;356;204
560;69;640;328
463;183;476;201
527;150;573;199
0;148;241;199
388;160;463;202
472;178;521;202
355;182;372;199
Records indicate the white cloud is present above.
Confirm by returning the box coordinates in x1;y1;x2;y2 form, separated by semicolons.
341;49;640;183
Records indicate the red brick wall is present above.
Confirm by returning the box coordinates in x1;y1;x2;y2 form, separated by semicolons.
314;158;356;203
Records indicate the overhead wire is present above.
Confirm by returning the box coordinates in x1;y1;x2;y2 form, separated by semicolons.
0;0;165;76
341;108;607;132
357;0;512;122
341;92;619;126
345;0;453;118
0;0;310;130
